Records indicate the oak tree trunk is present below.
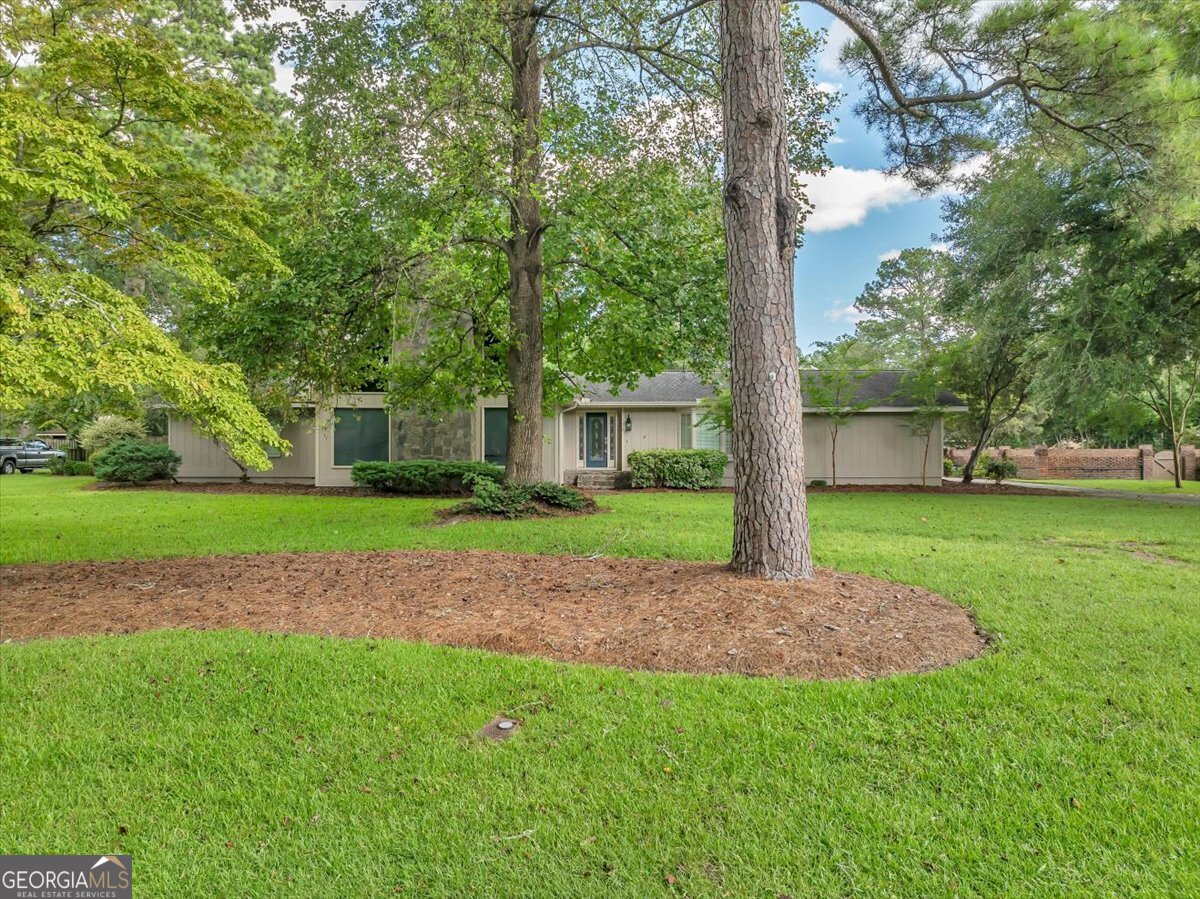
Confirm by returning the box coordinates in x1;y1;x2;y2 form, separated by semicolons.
504;7;545;484
721;0;814;580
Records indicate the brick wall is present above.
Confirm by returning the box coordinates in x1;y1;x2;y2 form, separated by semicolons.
947;445;1198;480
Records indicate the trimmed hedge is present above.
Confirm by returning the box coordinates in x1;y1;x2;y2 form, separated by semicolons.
92;441;180;484
351;460;504;495
627;449;728;490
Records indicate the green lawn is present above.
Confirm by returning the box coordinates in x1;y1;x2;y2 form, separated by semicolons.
2;475;1198;896
1021;477;1200;495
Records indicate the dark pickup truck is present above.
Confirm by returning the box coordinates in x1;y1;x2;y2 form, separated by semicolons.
0;438;67;474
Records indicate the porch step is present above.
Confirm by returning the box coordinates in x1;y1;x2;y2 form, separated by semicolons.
568;469;629;490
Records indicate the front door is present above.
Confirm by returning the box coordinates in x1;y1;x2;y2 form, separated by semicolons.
585;412;608;468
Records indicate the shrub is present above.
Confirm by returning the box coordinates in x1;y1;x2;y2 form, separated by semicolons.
809;479;827;488
78;415;147;453
460;476;588;518
351;460;504;495
982;456;1019;485
528;481;586;511
464;476;532;518
943;456;959;477
92;441;180;484
627;449;728;490
47;458;94;477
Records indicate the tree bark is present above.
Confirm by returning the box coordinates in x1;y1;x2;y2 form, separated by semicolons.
721;0;814;580
504;5;545;484
830;426;838;487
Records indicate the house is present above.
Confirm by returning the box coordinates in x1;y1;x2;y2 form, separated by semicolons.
168;370;965;487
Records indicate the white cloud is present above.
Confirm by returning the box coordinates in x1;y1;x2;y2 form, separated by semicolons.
823;303;871;324
273;59;297;95
930;242;951;253
878;248;902;262
800;157;984;233
818;18;855;75
800;166;922;232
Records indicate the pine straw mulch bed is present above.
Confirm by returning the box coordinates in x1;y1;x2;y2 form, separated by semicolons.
0;551;987;680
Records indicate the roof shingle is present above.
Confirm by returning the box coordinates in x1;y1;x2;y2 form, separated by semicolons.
576;370;964;408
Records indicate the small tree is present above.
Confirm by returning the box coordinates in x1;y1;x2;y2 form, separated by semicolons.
901;365;945;487
803;339;879;487
78;415;147;454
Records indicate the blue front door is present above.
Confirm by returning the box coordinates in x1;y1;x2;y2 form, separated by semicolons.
585;413;608;468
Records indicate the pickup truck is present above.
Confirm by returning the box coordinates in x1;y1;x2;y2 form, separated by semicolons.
0;438;67;474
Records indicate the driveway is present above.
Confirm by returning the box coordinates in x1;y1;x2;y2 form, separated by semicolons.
1003;480;1200;506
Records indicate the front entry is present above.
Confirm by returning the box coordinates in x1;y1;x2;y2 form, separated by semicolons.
585;412;609;468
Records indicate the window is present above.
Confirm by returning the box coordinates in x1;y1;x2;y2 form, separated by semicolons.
484;407;508;467
680;412;731;454
333;408;389;466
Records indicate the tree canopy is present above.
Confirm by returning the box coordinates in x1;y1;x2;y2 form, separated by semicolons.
1;0;288;467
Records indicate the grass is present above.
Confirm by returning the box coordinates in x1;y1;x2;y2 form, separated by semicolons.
1;475;1198;896
1020;477;1200;495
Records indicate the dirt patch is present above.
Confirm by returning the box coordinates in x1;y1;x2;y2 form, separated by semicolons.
0;551;986;679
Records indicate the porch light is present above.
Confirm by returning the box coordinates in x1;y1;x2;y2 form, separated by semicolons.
624;414;632;432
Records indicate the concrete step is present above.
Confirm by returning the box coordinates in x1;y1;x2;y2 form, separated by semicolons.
568;470;627;490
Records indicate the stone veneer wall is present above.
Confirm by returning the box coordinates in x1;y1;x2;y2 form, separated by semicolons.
391;409;474;462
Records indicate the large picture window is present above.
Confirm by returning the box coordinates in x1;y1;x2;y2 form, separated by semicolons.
333;408;389;466
680;412;731;454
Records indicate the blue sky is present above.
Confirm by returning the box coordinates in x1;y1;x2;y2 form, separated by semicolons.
792;10;953;351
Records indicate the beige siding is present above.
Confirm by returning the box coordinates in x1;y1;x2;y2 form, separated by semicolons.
801;413;941;485
171;414;316;484
620;409;683;468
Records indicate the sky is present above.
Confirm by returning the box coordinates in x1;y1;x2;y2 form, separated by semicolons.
267;5;957;353
791;11;954;350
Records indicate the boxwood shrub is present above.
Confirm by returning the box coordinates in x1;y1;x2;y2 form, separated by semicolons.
351;460;504;495
92;441;180;484
627;449;728;490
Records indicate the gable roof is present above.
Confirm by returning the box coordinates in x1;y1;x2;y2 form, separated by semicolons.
576;370;965;409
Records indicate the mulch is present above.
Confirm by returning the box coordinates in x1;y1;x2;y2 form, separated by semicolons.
86;480;1057;498
0;551;987;680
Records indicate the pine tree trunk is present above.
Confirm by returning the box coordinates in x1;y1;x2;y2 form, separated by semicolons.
504;7;545;484
721;0;814;580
